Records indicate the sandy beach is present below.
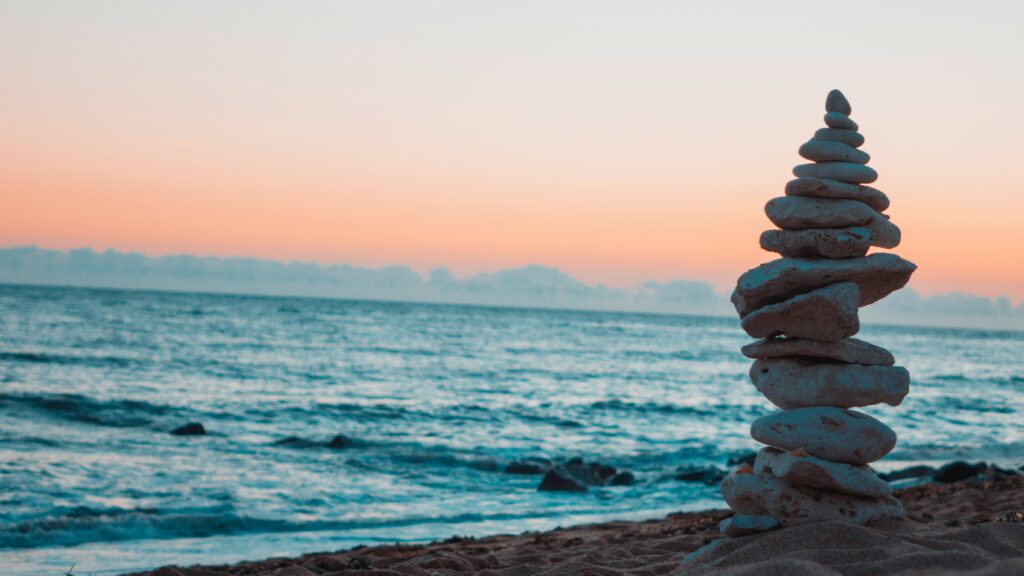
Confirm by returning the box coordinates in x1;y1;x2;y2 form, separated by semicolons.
130;474;1024;576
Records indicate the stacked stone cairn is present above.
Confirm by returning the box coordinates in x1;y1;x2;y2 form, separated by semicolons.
719;90;917;537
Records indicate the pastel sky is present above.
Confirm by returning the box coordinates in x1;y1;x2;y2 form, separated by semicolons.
2;1;1022;300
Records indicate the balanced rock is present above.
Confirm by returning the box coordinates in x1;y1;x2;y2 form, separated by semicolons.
786;177;889;212
721;469;903;526
824;112;858;130
754;447;892;498
731;253;917;317
793;162;877;184
760;227;872;259
813;127;864;148
799;139;870;164
719;514;780;537
741;337;895;366
750;358;910;409
750;407;897;464
764;197;900;248
741;282;860;341
825;89;852;115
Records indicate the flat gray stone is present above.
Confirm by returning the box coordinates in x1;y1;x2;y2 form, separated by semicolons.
760;227;872;259
731;254;917;317
741;283;860;342
766;196;873;229
814;127;864;148
740;337;895;366
786;177;889;212
719;514;780;537
765;196;900;248
754;447;892;498
749;358;910;409
721;468;903;526
824;112;858;130
793;162;878;184
750;407;897;464
799;139;870;164
825;89;852;115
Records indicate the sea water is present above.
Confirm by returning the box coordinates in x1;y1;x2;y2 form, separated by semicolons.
1;284;1021;575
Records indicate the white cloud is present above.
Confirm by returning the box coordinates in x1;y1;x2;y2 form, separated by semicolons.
1;246;1020;330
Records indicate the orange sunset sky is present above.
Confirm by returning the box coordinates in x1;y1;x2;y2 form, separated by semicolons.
2;2;1022;300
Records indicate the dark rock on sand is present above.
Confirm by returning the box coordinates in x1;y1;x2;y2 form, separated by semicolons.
933;461;987;484
538;467;588;492
170;422;206;436
878;465;936;482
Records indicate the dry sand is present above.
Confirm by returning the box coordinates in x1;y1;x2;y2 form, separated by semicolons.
135;475;1024;576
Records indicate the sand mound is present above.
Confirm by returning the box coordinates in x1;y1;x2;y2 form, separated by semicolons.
681;518;1024;575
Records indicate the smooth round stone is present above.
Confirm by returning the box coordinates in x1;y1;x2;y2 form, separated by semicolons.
720;468;903;526
799;139;870;164
826;89;852;115
741;282;860;342
741;337;895;366
824;112;858;130
750;407;897;464
754;447;892;499
731;254;917;317
760;227;872;259
749;358;911;409
719;514;780;537
793;162;878;184
814;127;865;148
786;177;889;212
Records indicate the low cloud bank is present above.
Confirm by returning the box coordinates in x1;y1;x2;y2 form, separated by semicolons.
1;246;1020;330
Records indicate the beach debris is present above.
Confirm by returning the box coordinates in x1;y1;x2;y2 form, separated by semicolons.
170;422;206;436
722;89;915;534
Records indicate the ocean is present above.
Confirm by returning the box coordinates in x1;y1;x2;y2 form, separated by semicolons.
1;284;1021;575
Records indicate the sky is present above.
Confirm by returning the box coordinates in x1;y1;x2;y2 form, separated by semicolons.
2;1;1023;301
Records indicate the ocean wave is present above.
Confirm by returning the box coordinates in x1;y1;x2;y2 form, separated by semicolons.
586;399;717;417
0;504;602;550
0;351;138;369
0;391;179;428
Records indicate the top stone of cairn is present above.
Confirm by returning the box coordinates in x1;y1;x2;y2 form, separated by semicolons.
825;89;852;115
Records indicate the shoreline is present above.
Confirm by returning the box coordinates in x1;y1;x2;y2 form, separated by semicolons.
130;473;1024;576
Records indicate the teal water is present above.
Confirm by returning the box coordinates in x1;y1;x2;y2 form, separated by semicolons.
1;284;1021;574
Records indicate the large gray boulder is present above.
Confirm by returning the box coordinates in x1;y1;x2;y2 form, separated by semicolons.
799;139;870;164
754;447;892;498
731;253;917;317
786;177;889;212
764;196;900;248
793;162;878;184
740;337;895;366
750;407;897;464
720;468;903;526
741;282;860;341
750;358;910;409
760;227;872;259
